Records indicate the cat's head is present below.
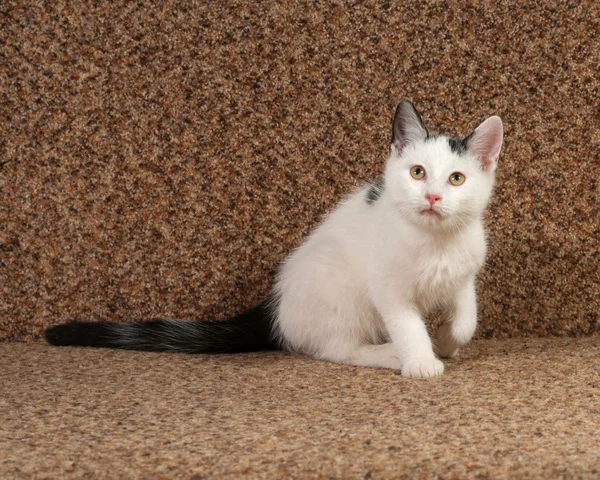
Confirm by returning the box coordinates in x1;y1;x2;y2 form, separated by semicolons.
384;100;503;232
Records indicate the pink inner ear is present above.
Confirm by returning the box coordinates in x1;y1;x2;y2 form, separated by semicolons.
480;138;503;171
470;116;503;171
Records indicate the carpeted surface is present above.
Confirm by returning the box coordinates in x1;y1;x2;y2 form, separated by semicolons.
1;338;599;478
1;1;598;341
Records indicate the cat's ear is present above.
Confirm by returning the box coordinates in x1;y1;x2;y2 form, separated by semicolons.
391;100;429;154
465;116;503;171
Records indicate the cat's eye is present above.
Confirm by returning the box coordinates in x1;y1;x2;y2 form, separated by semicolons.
410;166;426;180
449;172;465;186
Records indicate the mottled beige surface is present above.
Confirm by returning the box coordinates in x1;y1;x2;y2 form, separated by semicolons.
1;338;599;478
1;0;599;340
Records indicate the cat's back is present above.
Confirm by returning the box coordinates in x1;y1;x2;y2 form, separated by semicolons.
275;185;376;301
287;185;376;263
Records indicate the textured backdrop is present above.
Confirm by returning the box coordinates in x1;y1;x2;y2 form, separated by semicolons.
1;0;598;341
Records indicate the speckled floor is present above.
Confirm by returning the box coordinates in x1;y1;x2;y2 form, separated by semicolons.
2;337;598;479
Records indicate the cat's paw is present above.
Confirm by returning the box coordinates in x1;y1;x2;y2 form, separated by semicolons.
435;344;459;359
401;358;445;378
435;323;461;358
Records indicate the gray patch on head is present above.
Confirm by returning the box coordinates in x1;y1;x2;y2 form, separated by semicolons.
448;137;469;155
366;179;385;205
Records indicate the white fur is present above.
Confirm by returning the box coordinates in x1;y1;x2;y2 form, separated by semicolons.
272;105;503;378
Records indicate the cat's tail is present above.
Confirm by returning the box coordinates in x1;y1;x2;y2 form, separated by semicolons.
44;298;280;354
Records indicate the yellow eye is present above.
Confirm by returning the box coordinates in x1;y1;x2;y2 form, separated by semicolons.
449;172;465;186
410;166;426;180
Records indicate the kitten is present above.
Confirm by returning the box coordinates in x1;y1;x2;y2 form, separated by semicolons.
45;101;503;378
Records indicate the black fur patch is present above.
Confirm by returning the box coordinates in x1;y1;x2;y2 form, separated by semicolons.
45;322;116;347
366;179;385;205
448;137;469;155
44;295;281;354
391;100;429;148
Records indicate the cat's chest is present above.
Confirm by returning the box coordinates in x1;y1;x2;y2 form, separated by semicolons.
410;241;483;306
414;250;470;286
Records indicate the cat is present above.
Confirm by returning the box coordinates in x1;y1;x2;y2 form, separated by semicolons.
45;100;503;378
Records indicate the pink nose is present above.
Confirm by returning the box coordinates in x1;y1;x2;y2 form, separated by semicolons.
426;193;441;206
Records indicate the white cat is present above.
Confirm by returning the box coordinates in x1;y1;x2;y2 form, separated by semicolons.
45;100;503;378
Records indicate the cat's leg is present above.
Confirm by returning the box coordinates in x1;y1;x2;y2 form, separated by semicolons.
341;343;402;370
310;307;443;376
383;308;445;378
367;258;444;377
435;279;478;359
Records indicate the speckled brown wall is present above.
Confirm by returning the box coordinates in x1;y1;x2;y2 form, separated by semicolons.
1;1;598;341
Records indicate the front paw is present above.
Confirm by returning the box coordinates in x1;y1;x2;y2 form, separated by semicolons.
435;343;459;359
401;358;444;378
435;323;460;358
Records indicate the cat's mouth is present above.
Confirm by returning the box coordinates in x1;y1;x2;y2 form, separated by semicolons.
421;208;442;217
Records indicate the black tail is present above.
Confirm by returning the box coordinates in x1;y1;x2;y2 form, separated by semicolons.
44;299;280;354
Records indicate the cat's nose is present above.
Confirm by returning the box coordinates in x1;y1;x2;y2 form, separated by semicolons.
426;193;442;206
